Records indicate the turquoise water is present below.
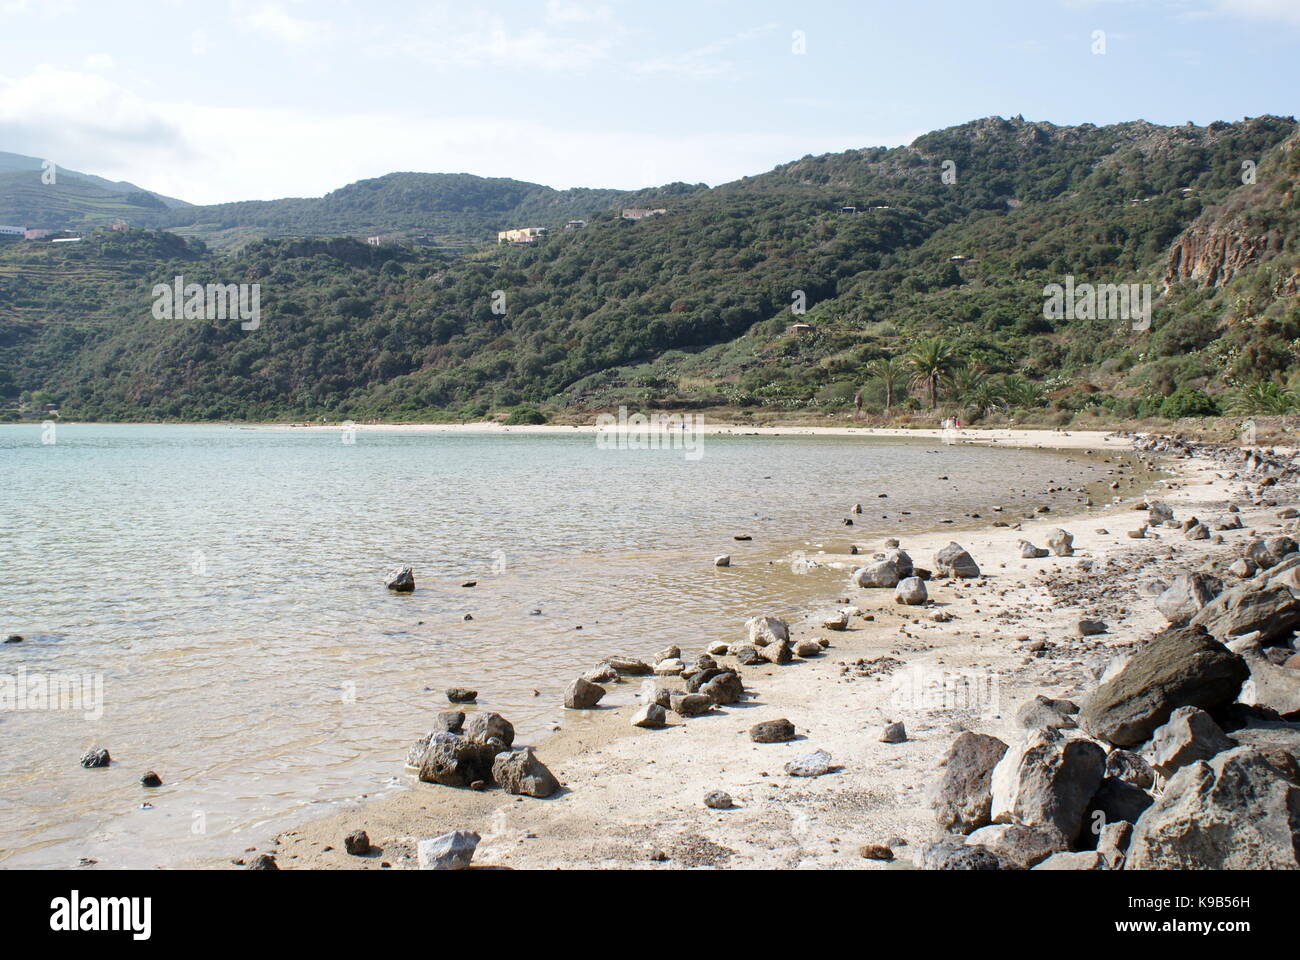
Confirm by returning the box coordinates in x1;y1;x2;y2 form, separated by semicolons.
0;424;1119;868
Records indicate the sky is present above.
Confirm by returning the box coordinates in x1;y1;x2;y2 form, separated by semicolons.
0;0;1297;205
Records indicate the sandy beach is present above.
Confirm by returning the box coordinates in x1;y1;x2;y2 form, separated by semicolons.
201;426;1284;871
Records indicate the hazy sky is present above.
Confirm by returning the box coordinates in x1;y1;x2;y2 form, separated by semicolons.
0;0;1296;204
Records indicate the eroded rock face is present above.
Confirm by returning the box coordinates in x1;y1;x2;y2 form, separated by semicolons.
933;732;1009;834
1126;747;1300;870
1079;624;1249;747
990;727;1106;842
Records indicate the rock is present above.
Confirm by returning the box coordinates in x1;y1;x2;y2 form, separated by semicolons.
700;671;744;705
966;823;1067;869
759;639;792;665
1077;619;1107;636
793;639;822;658
1191;583;1300;643
417;830;480;870
631;702;667;728
80;747;110;768
746;615;789;646
1078;624;1249;747
654;644;681;664
492;747;560;798
1019;540;1049;559
1015;695;1079;731
704;790;733;809
1046;529;1075;557
386;567;415;592
1127;526;1148;539
933;732;1009;833
1032;850;1105;870
246;854;279;870
653;658;685;676
990;727;1106;841
1148;706;1237;777
853;558;900;588
436;710;466;733
914;837;1006;870
416;733;505;787
564;677;606;709
859;844;894;861
669;692;713;717
3;634;22;643
140;771;163;788
1237;649;1300;717
1156;573;1220;628
706;641;730;656
463;711;515;748
714;555;730;567
1126;747;1300;869
445;687;477;703
1149;502;1174;525
750;718;796;743
935;542;980;578
822;610;850;630
895;577;928;605
344;830;370;856
880;721;907;743
1086;776;1153;827
1185;522;1210;541
785;750;836;777
1104;749;1155;789
886;548;914;578
732;645;764;666
1096;820;1133;869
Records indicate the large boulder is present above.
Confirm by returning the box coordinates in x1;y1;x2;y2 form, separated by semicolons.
759;639;793;665
492;747;560;798
745;615;789;646
1125;747;1300;869
1085;777;1153;828
700;670;744;705
1078;624;1249;747
564;677;606;709
1155;573;1219;627
895;577;928;605
914;837;1006;870
965;823;1066;869
935;542;980;579
1237;649;1300;718
416;732;504;787
885;548;914;578
853;558;900;588
1046;529;1074;557
1190;583;1300;644
463;712;515;749
933;732;1009;833
1148;502;1174;525
990;727;1106;841
1147;706;1236;777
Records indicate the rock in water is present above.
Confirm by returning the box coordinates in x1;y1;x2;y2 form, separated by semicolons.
934;542;980;578
714;555;730;567
445;687;477;703
416;733;505;787
463;712;515;748
386;567;415;592
80;747;110;768
344;830;371;855
989;727;1105;841
435;710;465;733
1155;573;1219;626
750;719;796;743
785;750;835;777
564;677;606;709
1078;624;1249;747
1126;747;1300;869
492;748;560;798
745;615;789;646
895;577;928;605
853;558;900;588
933;732;1008;833
140;771;163;788
1148;706;1237;777
1046;529;1074;557
417;830;480;870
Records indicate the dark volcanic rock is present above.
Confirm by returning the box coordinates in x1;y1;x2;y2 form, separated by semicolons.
750;718;796;743
344;830;371;855
416;732;504;788
1079;624;1249;747
915;837;1006;870
80;747;110;768
386;567;415;592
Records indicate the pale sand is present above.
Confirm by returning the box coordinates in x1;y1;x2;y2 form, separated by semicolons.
222;436;1267;870
266;421;1123;451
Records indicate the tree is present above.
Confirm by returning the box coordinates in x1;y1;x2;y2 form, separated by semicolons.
906;338;959;409
865;355;905;410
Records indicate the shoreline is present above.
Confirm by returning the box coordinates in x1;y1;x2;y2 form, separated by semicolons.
207;430;1227;870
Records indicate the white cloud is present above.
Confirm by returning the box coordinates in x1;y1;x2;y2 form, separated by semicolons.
1209;0;1300;26
544;0;613;24
82;52;115;71
234;1;330;47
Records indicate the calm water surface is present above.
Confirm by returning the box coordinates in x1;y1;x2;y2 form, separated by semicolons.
0;424;1127;868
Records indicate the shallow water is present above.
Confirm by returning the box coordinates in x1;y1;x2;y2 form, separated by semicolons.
0;424;1130;868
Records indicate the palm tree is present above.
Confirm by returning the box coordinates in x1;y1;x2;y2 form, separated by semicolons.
906;338;959;409
1226;381;1296;415
1001;374;1046;409
865;355;905;410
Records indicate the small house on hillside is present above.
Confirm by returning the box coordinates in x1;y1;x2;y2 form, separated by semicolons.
839;205;858;214
564;220;586;230
497;227;547;243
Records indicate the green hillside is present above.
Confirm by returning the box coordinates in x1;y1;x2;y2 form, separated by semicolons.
2;115;1298;424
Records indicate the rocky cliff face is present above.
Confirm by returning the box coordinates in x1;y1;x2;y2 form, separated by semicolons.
1164;222;1285;288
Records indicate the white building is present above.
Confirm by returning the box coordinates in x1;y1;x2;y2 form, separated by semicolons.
497;227;547;243
0;225;25;236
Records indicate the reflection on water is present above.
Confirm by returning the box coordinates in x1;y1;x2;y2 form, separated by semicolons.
0;425;1127;868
